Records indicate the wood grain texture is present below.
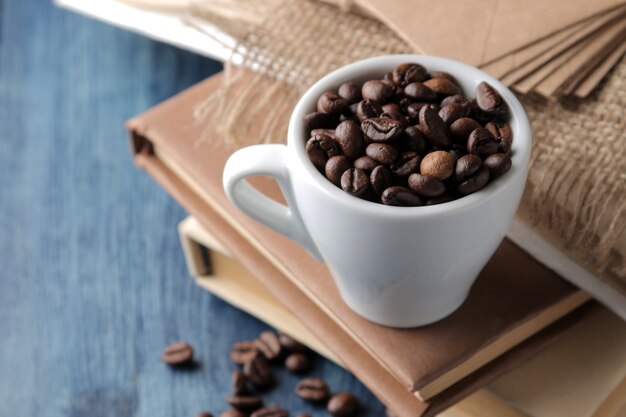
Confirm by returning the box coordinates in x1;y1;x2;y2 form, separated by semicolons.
0;1;385;416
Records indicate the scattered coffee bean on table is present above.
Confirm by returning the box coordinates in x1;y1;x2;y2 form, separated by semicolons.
295;377;330;402
162;341;194;366
227;395;264;412
255;331;283;361
303;62;513;206
251;406;289;417
327;393;359;417
278;333;308;353
230;341;258;365
285;353;311;374
244;353;274;388
220;409;246;417
231;369;248;395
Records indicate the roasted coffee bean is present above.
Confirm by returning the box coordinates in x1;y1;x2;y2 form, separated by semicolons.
455;154;482;181
327;393;359;417
402;126;428;153
458;166;490;195
476;82;502;112
485;121;512;141
227;396;263;412
420;150;455;180
355;99;383;122
423;78;461;97
335;120;364;159
381;108;406;125
499;138;512;155
243;354;273;388
303;111;337;131
295;378;330;402
430;71;458;84
440;94;470;107
317;92;348;114
196;412;214;417
382;103;401;114
366;143;398;165
391;151;420;177
449;117;481;143
406;102;432;121
255;331;282;361
230;341;258;365
448;148;465;161
251;406;288;417
370;165;393;196
325;155;352;186
231;370;247;395
162;341;193;366
381;186;422;207
392;62;429;87
404;82;437;101
483;153;511;178
467;127;499;157
361;117;403;142
438;103;469;125
278;333;308;353
353;156;379;172
311;128;336;138
285;353;311;374
361;80;394;103
419;105;451;147
341;168;370;196
305;135;341;171
220;409;246;417
408;174;445;197
338;82;362;104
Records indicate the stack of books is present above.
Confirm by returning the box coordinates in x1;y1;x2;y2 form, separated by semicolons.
126;73;626;417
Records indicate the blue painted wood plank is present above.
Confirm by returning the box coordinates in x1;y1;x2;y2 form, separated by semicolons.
0;1;385;416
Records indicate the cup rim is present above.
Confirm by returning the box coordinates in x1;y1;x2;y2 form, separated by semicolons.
288;54;531;218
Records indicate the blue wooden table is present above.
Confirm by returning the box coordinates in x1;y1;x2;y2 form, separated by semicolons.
0;1;384;416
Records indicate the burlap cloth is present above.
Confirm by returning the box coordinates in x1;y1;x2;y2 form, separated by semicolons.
192;0;626;295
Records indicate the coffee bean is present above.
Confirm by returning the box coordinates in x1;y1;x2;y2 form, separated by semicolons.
255;331;282;361
311;128;336;139
423;78;461;97
361;117;403;142
381;186;422;207
317;92;348;114
327;393;359;417
425;193;456;205
485;121;512;142
449;117;481;143
285;353;311;374
341;168;370;196
305;135;341;171
366;143;398;165
325;155;352;186
381;108;406;126
355;99;383;122
295;378;330;402
251;406;288;417
402;126;428;153
382;103;401;114
230;341;258;365
406;102;432;121
404;82;437;101
162;341;193;366
391;151;420;177
420;151;455;180
419;105;451;148
303;112;337;131
448;148;465;161
499;138;512;155
475;82;501;112
243;354;273;388
392;62;429;87
438;103;469;125
430;71;458;84
227;396;263;412
231;369;248;395
338;82;362;104
278;333;308;353
197;412;214;417
370;165;393;196
220;410;246;417
440;94;470;107
467;128;499;157
361;80;394;103
455;154;482;181
458;166;490;195
335;120;364;159
353;156;379;172
483;153;511;178
408;174;445;197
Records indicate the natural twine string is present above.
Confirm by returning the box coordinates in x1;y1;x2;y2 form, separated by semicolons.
192;0;626;292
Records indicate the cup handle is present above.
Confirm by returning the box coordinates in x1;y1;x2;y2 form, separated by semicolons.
223;144;323;261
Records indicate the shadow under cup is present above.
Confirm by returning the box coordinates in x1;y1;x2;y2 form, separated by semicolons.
287;55;531;327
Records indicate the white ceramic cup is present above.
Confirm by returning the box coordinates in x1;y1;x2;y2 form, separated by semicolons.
223;55;531;327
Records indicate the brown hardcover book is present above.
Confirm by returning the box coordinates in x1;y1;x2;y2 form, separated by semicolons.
126;72;588;415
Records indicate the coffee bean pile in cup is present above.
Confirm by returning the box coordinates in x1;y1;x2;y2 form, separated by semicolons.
162;332;362;417
303;63;513;207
